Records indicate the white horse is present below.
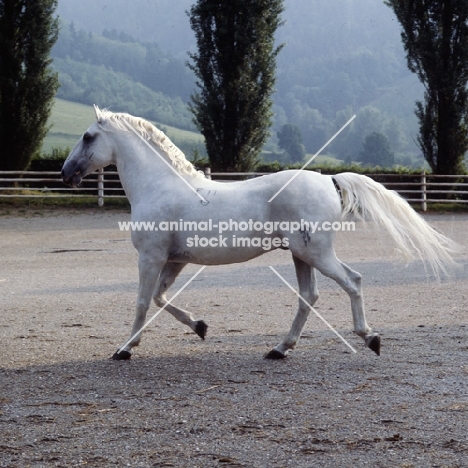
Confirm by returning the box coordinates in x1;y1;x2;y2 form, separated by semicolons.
62;106;458;360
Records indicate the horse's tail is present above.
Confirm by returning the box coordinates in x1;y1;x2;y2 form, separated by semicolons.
332;172;460;278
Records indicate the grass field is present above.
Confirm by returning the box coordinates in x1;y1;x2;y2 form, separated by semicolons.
42;99;204;155
42;99;95;152
43;99;341;166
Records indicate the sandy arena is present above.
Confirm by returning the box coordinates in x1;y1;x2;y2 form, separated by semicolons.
1;208;467;467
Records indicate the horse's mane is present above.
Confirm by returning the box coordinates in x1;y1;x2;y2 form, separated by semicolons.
94;106;203;179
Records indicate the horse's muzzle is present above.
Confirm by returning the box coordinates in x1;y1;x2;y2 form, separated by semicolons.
61;163;83;187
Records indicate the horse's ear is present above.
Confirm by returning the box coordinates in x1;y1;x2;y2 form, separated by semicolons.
94;105;103;123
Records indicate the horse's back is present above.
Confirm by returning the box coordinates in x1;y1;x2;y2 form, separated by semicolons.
262;170;341;220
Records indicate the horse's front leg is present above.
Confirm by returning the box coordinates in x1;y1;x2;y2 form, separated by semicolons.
112;256;164;360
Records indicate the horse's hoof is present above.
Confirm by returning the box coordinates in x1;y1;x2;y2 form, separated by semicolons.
112;350;132;360
195;320;208;340
264;349;287;360
367;335;381;356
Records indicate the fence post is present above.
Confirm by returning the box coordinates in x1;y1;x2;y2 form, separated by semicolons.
421;170;427;212
98;168;104;207
204;167;212;180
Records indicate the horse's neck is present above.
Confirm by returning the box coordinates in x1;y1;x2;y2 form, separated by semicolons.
114;136;188;205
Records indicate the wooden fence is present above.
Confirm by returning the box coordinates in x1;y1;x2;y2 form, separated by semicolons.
1;169;468;211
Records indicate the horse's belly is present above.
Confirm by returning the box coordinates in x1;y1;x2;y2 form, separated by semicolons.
168;240;280;265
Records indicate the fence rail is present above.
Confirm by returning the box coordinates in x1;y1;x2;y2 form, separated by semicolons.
1;169;468;211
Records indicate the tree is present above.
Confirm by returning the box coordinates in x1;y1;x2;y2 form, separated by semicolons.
0;0;59;171
386;0;468;174
188;0;284;172
277;124;306;163
360;132;395;167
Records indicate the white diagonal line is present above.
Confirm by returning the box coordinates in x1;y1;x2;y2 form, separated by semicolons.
268;114;356;202
121;119;208;204
117;265;206;354
269;266;357;353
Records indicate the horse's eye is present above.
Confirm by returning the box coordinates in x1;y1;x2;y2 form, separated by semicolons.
83;132;93;143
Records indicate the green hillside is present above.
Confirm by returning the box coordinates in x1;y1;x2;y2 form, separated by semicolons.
43;99;205;157
43;99;343;167
42;99;95;152
48;13;424;166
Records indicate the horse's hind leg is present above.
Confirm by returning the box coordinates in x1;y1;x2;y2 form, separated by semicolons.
153;262;208;340
265;255;319;359
313;252;380;355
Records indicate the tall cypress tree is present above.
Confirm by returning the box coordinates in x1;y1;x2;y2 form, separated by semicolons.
0;0;59;171
188;0;284;172
386;0;468;174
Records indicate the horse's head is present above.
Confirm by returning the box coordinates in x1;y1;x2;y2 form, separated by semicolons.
61;106;116;187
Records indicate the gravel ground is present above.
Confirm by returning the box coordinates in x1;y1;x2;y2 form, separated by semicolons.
1;208;467;468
